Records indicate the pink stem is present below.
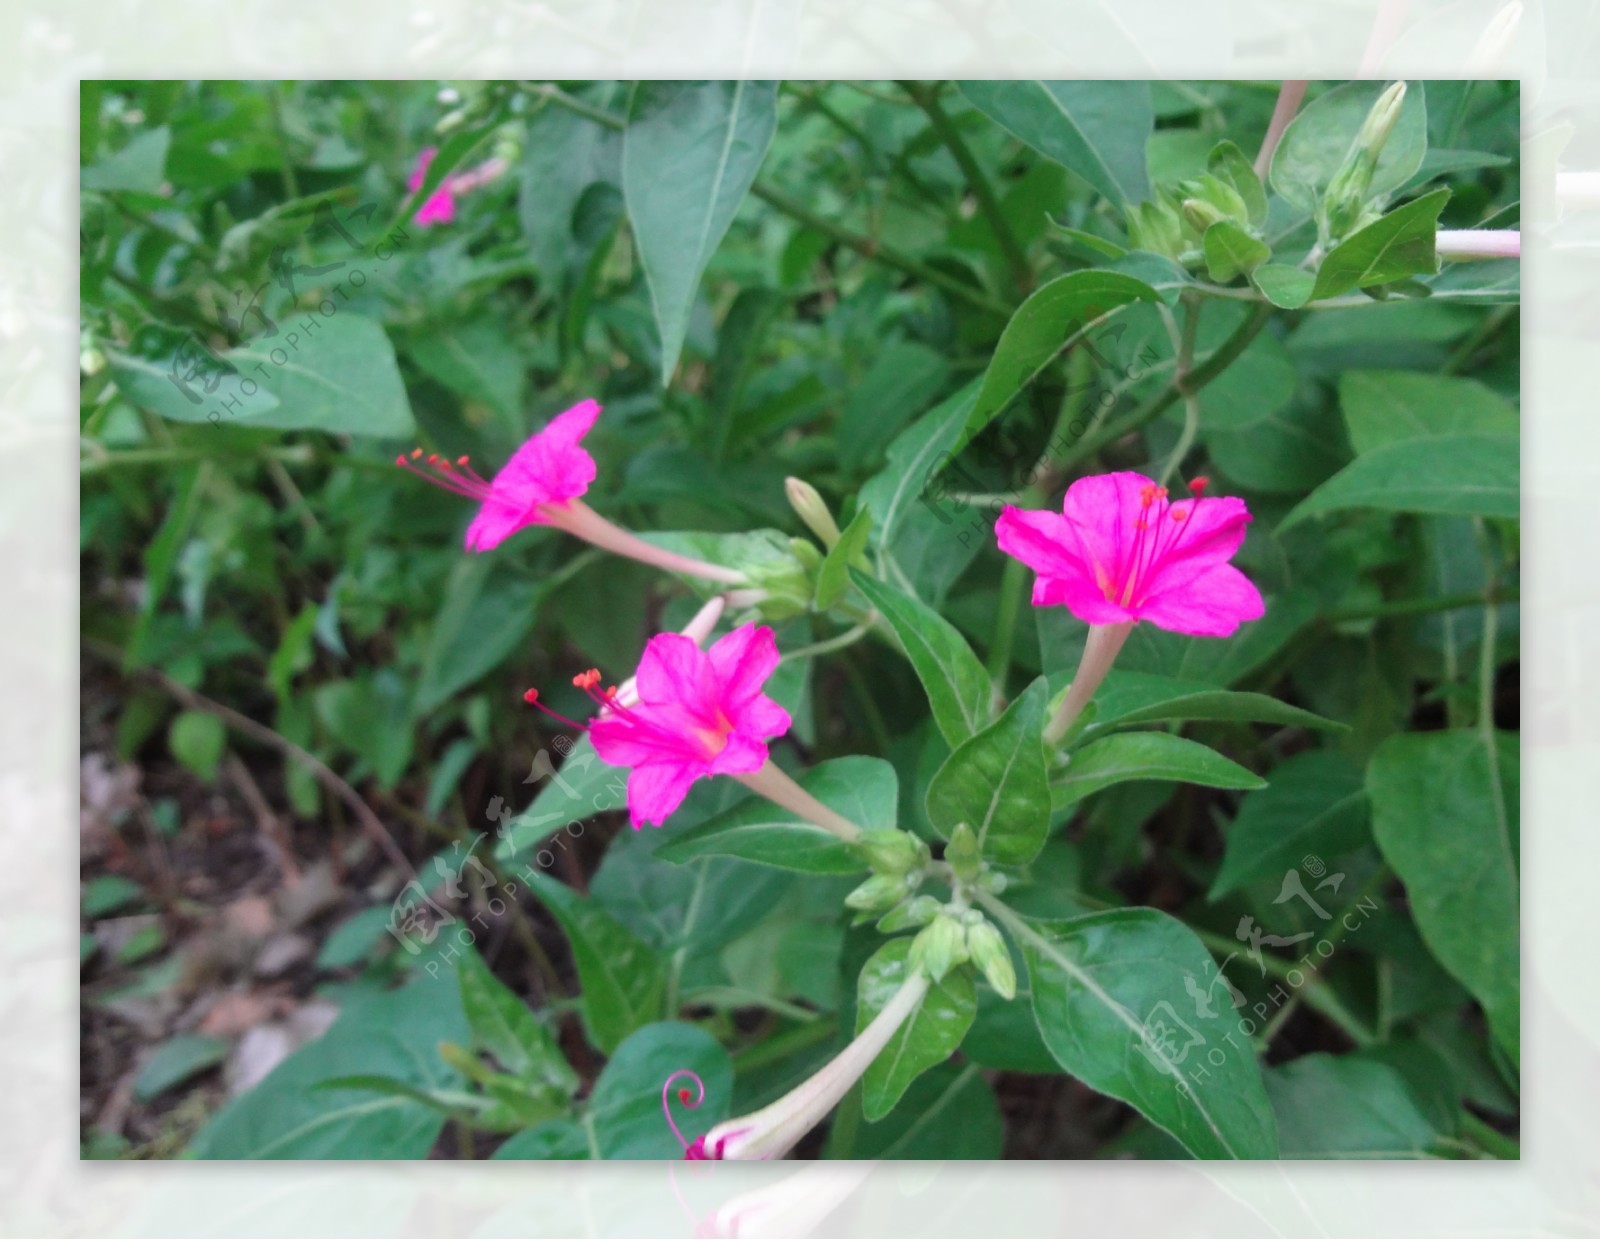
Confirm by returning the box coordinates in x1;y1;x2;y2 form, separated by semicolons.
1254;80;1308;178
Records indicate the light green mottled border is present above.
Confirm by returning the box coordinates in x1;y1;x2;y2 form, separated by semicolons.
14;0;1588;1232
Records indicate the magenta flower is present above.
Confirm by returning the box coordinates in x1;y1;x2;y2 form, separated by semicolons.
996;471;1263;638
526;623;792;829
407;147;458;226
399;400;747;582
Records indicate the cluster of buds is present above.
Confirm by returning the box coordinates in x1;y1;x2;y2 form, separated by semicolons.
844;827;931;917
1127;143;1267;276
1319;81;1407;245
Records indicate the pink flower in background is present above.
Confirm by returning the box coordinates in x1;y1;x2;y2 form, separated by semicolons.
397;399;600;551
525;623;792;828
407;147;458;226
996;471;1263;637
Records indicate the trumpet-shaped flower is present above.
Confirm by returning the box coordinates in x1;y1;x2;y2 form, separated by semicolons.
398;399;744;582
407;147;459;226
996;471;1263;637
525;622;792;828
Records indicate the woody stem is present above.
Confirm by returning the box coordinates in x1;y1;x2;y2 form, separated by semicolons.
736;760;865;844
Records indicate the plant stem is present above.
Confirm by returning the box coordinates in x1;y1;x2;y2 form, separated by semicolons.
1254;80;1309;177
986;556;1027;682
901;79;1032;292
1461;1112;1520;1160
779;620;874;664
1058;302;1273;472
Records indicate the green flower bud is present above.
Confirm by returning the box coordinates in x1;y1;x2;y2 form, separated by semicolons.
844;872;915;914
877;894;941;933
785;477;842;549
976;870;1009;895
965;920;1017;1000
1181;197;1228;235
788;537;824;572
908;914;969;983
1127;198;1184;259
1321;81;1407;242
1179;173;1249;226
857;828;926;877
945;822;982;884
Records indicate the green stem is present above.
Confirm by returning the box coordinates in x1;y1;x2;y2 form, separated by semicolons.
81;443;317;474
1461;1112;1520;1160
1057;302;1273;472
779;620;874;664
901;80;1032;291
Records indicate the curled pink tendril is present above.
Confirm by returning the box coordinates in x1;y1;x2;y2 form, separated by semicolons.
662;1069;706;1155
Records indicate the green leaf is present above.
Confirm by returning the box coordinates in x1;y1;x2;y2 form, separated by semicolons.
957;81;1153;207
455;946;578;1094
657;756;888;874
314;906;394;969
1311;189;1450;300
83;875;145;918
845;1062;1003;1158
1264;1054;1438;1158
1339;370;1519;455
1250;263;1316;309
1206;140;1266;226
623;80;779;382
225;314;415;436
1201;221;1271;282
524;872;666;1055
492;1120;591;1160
858;379;979;555
925;677;1051;865
267;604;318;702
836;341;952;473
1209;750;1370;899
588;1022;732;1159
957;271;1162;457
850;570;992;747
134;1033;229;1101
1270;80;1429;215
519;83;624;283
496;735;628;865
188;970;468;1158
1014;908;1278;1159
107;328;282;426
1052;732;1264;808
1045;217;1127;261
855;939;976;1121
1280;433;1519;528
814;507;872;612
1084;670;1346;737
1368;729;1519;1063
406;317;527;424
414;558;542;715
81;126;171;193
168;710;225;781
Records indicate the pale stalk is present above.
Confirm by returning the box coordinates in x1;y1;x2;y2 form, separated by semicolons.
1043;621;1134;745
701;973;929;1160
736;759;864;843
546;499;746;584
1435;229;1521;261
1254;80;1308;178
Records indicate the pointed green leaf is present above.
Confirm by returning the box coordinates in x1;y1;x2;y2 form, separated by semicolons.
1368;730;1519;1063
1206;140;1266;226
851;570;991;747
1265;1054;1438;1157
225;314;416;436
455;946;578;1094
1311;189;1450;300
856;938;976;1122
657;756;890;874
1209;750;1370;899
1013;908;1278;1158
957;270;1162;457
814;507;873;611
1084;670;1346;736
957;81;1152;207
524;872;665;1055
623;80;779;382
926;677;1051;865
1339;370;1519;455
1280;433;1519;528
1053;732;1264;808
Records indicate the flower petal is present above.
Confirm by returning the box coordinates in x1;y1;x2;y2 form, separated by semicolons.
1059;471;1157;593
625;761;700;828
734;694;791;743
1135;563;1265;636
707;732;769;776
1033;572;1135;626
636;633;723;726
998;506;1125;622
1140;495;1252;598
707;623;780;709
463;496;532;552
488;403;601;517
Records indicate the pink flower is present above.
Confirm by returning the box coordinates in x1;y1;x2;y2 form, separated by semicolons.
996;471;1263;638
397;399;599;551
407;147;458;226
526;623;792;828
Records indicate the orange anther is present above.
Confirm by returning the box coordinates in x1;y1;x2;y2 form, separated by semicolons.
456;455;470;466
410;447;424;459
